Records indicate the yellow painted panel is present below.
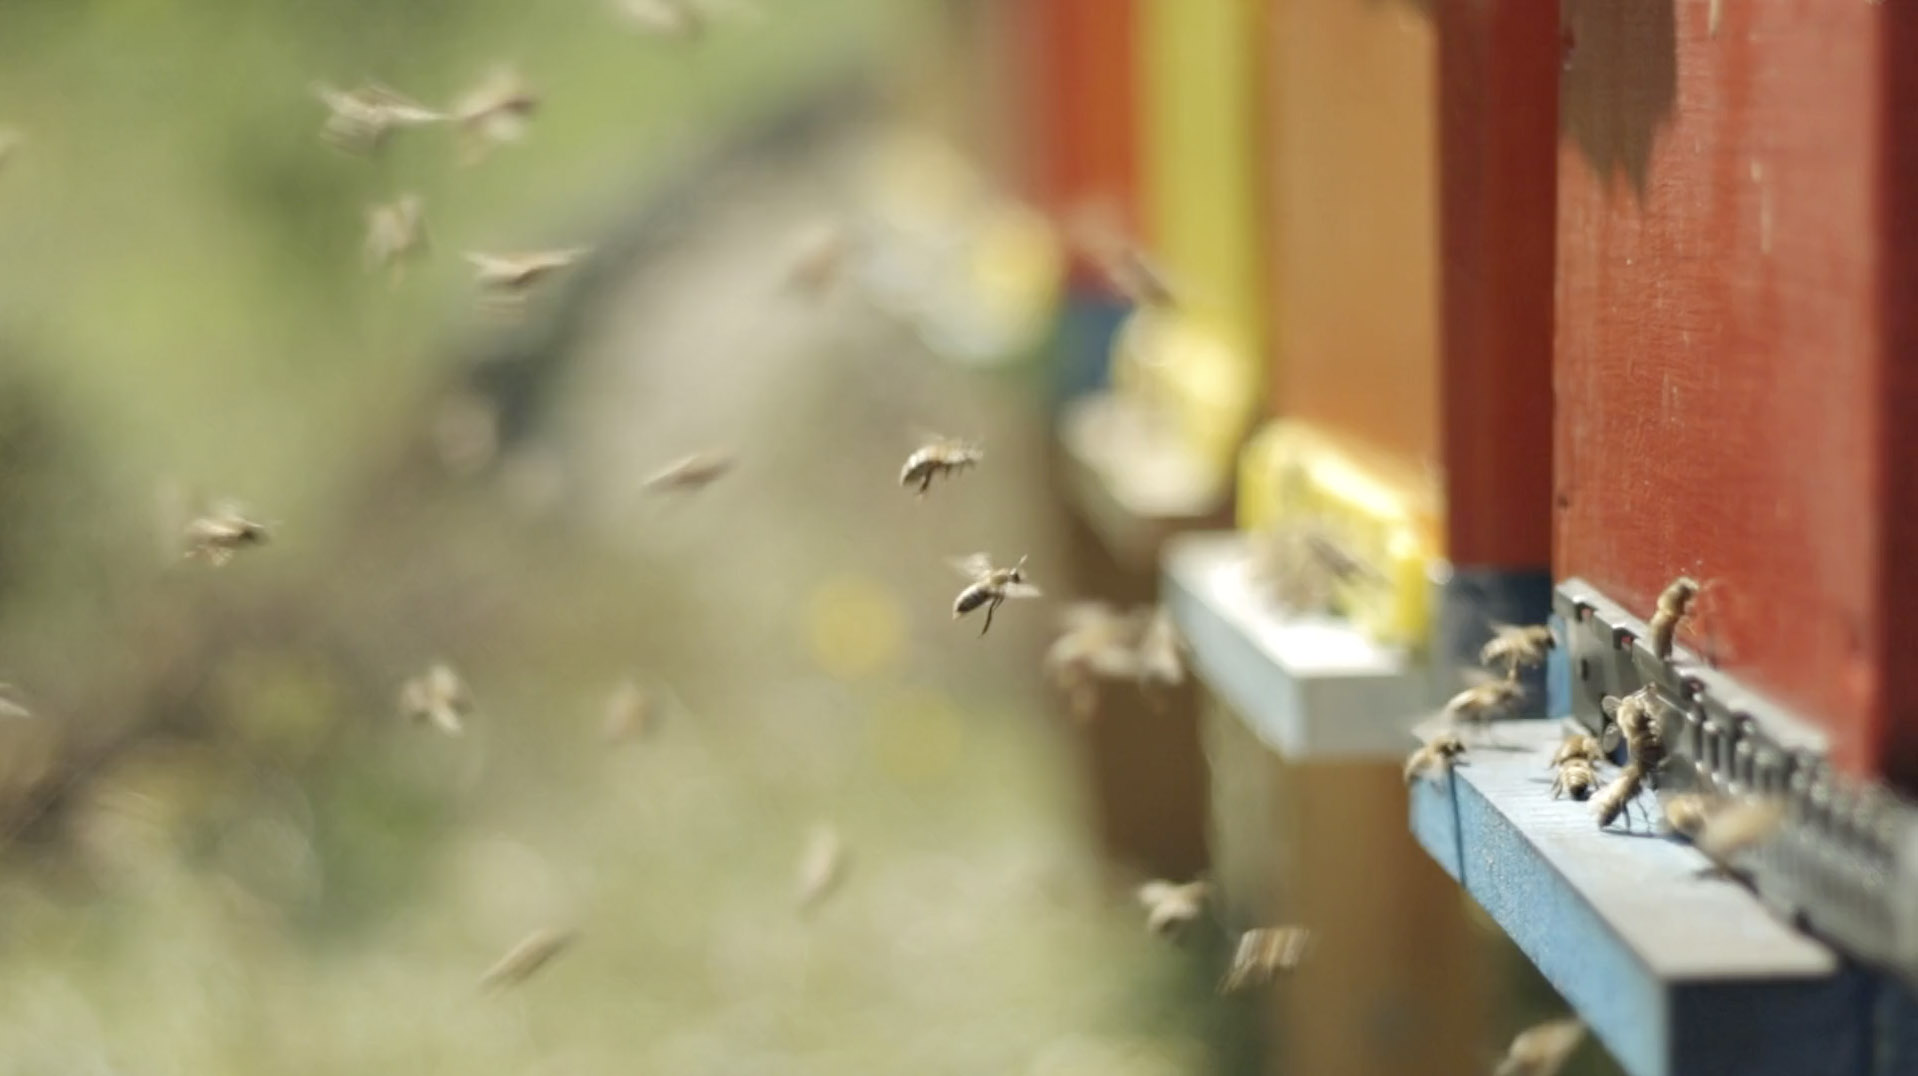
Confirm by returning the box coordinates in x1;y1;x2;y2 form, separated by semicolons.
1238;420;1442;648
1126;0;1266;485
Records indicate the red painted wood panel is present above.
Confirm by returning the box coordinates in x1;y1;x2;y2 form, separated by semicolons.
1554;0;1918;783
1436;0;1558;569
1024;0;1140;235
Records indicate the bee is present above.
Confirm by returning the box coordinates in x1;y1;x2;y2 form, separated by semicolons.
1693;798;1786;866
601;679;659;744
1403;731;1467;784
1602;687;1666;776
1218;926;1313;995
1136;878;1210;939
899;435;982;496
1547;732;1603;769
452;66;538;165
465;248;590;294
950;553;1043;636
1063;199;1177;309
182;504;270;566
399;662;471;736
615;0;761;38
478;926;577;991
1593;762;1648;829
1648;575;1701;661
794;823;849;913
640;450;735;494
1662;792;1715;839
1493;1017;1586;1076
1043;603;1141;720
1134;606;1186;688
784;219;853;297
313;81;446;155
364;195;429;282
1480;622;1555;679
1550;757;1600;801
1442;672;1526;736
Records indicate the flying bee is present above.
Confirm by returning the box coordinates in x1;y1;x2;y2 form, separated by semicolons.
1648;575;1701;660
1662;792;1716;839
1547;732;1604;769
465;247;590;298
1218;926;1313;995
182;503;270;566
1442;672;1526;737
1602;687;1666;777
641;450;735;494
950;553;1043;636
1043;603;1142;720
399;662;471;736
1692;798;1786;866
601;679;660;744
478;926;577;991
364;194;429;282
783;219;854;298
1593;762;1648;829
899;435;982;496
1493;1017;1586;1076
1136;878;1211;939
1550;757;1600;801
1134;606;1186;689
1063;198;1178;309
617;0;706;39
1481;622;1555;679
1403;731;1467;785
313;81;446;155
452;66;538;165
794;823;849;913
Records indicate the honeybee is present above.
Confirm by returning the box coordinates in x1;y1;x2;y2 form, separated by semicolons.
1480;622;1554;679
182;504;270;566
399;662;471;736
1601;687;1666;776
601;679;659;744
1063;199;1177;309
1593;762;1648;829
1648;575;1701;661
1442;672;1525;735
313;81;446;155
1247;524;1381;615
465;248;590;293
1218;926;1313;995
1044;603;1142;719
478;926;577;991
1403;731;1467;784
784;219;853;297
1134;606;1186;688
617;0;707;39
1136;878;1210;939
641;450;735;494
1693;798;1786;865
364;195;428;281
794;823;848;913
1662;792;1715;839
1547;732;1603;769
1493;1017;1586;1076
1550;757;1599;801
950;553;1043;636
899;435;982;496
452;66;538;165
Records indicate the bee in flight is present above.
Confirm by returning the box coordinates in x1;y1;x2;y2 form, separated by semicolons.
182;502;271;566
900;434;983;496
950;553;1042;636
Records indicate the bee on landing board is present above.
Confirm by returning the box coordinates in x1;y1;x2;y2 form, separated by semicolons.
1218;926;1313;995
1480;622;1555;679
1692;798;1786;866
1403;731;1467;784
1550;757;1600;801
1648;575;1701;661
1441;672;1525;738
950;554;1042;636
899;435;982;496
1602;687;1666;776
1547;732;1603;770
1493;1017;1586;1076
1592;762;1648;829
1136;878;1211;939
182;503;270;566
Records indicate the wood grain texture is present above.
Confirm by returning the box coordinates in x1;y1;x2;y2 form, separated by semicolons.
1264;0;1437;468
1553;0;1918;782
1436;0;1558;568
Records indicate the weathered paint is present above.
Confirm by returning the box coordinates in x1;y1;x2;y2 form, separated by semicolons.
1554;0;1918;784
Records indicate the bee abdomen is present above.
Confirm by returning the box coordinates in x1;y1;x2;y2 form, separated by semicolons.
954;584;992;617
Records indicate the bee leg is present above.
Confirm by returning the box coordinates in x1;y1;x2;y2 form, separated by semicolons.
918;472;934;495
979;597;999;636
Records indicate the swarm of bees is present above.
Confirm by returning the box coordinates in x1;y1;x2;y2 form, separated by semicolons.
398;662;472;737
1218;925;1313;995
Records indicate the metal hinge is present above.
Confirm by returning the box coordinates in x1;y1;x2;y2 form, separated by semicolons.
1555;577;1918;988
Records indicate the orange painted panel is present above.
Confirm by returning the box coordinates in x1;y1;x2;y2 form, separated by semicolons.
1265;0;1438;470
1554;0;1918;783
1025;0;1139;227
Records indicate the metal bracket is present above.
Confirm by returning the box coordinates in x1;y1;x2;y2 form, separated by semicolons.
1556;577;1918;988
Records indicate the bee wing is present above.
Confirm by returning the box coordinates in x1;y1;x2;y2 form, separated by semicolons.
1600;695;1622;720
949;553;993;579
1002;582;1044;600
